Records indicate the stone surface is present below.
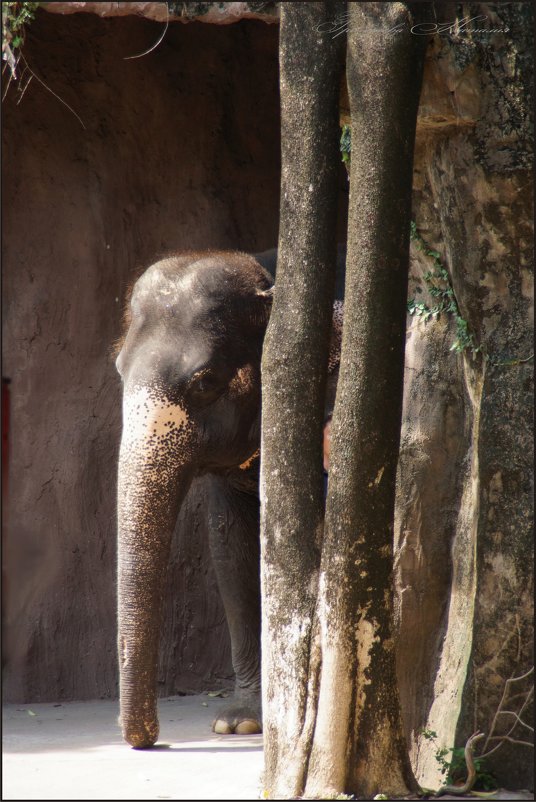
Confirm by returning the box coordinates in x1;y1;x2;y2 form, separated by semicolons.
43;1;279;24
1;6;349;706
2;695;264;800
2;7;282;703
394;3;533;791
2;697;532;800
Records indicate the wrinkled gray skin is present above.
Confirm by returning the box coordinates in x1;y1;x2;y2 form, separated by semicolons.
116;248;344;748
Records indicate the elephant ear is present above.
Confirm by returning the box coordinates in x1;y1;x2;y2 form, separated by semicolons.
251;284;274;328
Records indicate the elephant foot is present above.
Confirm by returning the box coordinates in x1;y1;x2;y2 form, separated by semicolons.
212;697;262;735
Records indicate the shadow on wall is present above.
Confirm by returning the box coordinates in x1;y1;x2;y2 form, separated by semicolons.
2;7;350;704
3;10;283;704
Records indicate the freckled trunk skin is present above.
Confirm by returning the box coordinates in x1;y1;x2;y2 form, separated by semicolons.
117;399;193;748
117;512;165;747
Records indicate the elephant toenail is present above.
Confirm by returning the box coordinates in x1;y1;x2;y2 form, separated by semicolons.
235;719;261;734
213;719;233;734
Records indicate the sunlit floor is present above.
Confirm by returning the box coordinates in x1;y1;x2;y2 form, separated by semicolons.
2;694;264;801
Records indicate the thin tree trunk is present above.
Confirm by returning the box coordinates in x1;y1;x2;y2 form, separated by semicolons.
305;4;428;798
259;2;344;798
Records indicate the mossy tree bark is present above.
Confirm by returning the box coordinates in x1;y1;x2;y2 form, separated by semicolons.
261;2;428;798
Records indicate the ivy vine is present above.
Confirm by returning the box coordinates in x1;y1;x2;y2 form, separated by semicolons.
408;222;533;367
340;124;351;174
408;221;481;355
2;2;39;79
340;127;533;368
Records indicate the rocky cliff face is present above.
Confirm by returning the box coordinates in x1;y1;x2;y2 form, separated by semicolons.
43;1;279;25
394;4;533;789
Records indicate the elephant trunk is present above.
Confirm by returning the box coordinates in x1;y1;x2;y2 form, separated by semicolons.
117;384;194;748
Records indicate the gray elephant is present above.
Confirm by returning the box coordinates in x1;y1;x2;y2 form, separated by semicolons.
115;247;345;748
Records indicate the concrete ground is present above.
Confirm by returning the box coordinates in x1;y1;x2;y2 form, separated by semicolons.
3;696;533;801
2;694;264;801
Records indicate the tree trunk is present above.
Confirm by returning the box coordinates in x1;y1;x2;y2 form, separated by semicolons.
259;2;344;797
262;2;428;798
305;4;428;798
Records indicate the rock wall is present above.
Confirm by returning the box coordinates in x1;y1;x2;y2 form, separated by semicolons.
43;1;279;25
2;6;350;705
394;4;533;790
2;8;283;702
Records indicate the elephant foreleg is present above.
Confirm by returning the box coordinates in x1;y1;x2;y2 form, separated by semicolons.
205;474;262;734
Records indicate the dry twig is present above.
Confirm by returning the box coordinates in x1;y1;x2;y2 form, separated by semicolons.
480;667;534;759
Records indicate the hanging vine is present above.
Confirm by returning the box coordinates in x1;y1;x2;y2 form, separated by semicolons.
2;2;39;82
408;222;534;367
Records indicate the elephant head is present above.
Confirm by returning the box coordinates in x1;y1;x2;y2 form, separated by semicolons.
115;251;273;748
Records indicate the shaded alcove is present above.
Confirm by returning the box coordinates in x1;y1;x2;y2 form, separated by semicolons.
1;6;348;703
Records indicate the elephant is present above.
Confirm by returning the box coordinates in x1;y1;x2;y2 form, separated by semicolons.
115;246;345;748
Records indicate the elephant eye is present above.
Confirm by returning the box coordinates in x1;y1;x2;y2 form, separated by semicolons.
186;369;224;403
